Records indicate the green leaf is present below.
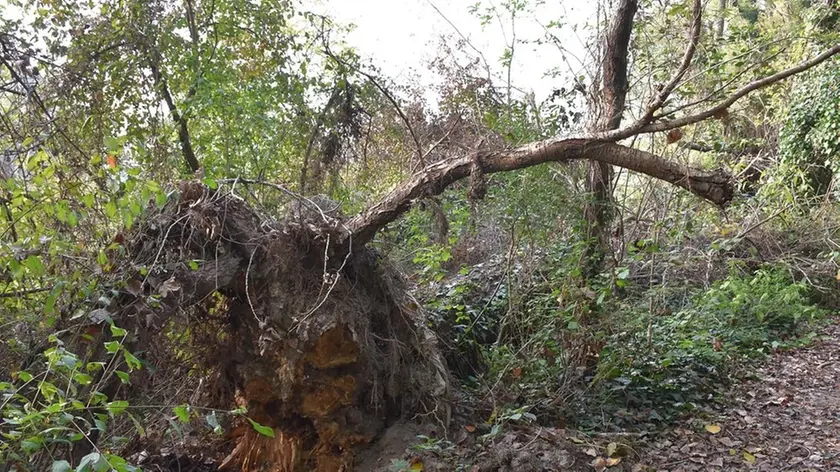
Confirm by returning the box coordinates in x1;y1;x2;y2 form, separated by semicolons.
106;400;129;416
86;361;105;372
73;372;94;385
58;355;79;369
78;451;109;472
97;250;108;267
104;341;121;353
110;324;127;337
247;418;275;438
174;405;191;423
51;460;72;472
104;454;137;472
104;136;121;153
155;191;168;208
17;371;34;382
104;201;117;218
115;370;131;384
123;350;142;370
21;437;43;453
94;417;107;432
128;412;146;438
24;255;45;276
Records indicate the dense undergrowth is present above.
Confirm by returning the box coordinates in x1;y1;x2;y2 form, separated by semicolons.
404;210;836;437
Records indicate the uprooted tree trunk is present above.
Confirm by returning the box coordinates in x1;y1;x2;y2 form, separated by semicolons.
91;183;449;471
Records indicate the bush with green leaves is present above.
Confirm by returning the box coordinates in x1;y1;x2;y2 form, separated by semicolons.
777;59;840;197
0;321;276;471
0;325;141;471
595;266;825;423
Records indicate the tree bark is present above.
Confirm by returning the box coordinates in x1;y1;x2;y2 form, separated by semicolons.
582;0;638;276
346;139;731;247
717;0;727;38
148;56;201;173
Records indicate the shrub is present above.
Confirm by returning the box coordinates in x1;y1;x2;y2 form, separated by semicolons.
595;266;825;422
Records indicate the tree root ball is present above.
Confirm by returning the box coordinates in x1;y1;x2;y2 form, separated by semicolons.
117;186;450;471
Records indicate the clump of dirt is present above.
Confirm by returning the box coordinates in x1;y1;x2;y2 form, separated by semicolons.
79;182;450;471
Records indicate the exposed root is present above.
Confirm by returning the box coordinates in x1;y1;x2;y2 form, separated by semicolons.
92;182;450;471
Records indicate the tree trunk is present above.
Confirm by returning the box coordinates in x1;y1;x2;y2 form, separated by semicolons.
345;139;732;247
717;0;727;38
582;0;638;277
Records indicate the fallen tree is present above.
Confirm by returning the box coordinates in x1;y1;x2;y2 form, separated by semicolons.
8;1;840;471
84;21;840;472
343;36;840;247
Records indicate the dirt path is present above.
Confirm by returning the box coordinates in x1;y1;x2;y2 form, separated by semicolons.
637;319;840;471
358;319;840;472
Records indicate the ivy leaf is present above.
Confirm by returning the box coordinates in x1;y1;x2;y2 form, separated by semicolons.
73;372;94;385
115;370;131;384
247;418;275;438
17;371;34;382
77;451;109;472
110;324;127;337
123;350;142;370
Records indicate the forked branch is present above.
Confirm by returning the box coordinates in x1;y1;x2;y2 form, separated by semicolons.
604;43;840;140
637;0;703;125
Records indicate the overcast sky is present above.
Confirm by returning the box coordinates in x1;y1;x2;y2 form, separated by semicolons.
313;0;598;104
2;0;599;105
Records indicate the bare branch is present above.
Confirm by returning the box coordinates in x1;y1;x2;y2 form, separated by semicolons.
147;52;201;173
0;287;51;298
680;141;762;155
323;46;425;169
637;0;702;123
602;43;840;140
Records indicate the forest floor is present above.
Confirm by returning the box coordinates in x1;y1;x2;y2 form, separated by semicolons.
368;317;840;472
635;316;840;472
141;317;840;472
